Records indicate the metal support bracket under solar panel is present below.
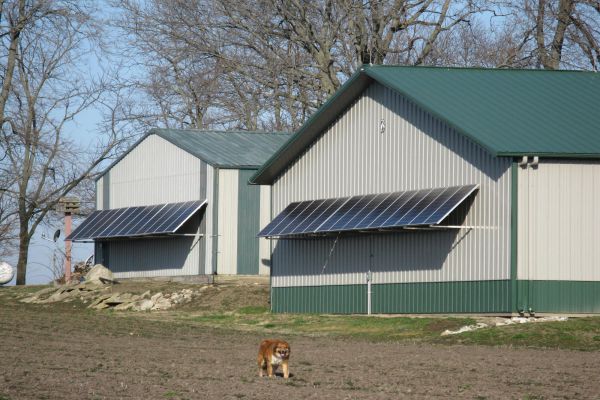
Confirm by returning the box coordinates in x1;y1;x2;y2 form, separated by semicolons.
258;184;479;239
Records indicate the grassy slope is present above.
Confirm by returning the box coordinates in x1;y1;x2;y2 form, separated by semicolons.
2;282;600;351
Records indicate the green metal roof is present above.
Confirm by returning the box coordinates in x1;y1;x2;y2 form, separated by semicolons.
98;129;291;180
251;66;600;184
153;129;291;168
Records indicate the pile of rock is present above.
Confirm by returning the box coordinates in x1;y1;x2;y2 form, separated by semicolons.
19;264;203;312
89;289;199;311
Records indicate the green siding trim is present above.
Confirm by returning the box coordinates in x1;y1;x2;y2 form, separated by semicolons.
272;280;511;314
272;285;367;314
510;162;518;312
517;280;600;313
236;169;260;275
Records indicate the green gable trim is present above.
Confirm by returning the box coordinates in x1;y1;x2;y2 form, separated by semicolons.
236;169;260;275
517;281;600;314
272;280;511;314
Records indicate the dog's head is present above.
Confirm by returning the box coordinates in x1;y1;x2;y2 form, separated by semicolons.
274;342;290;359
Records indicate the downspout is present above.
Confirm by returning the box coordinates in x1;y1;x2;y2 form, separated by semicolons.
511;161;520;314
212;167;220;277
367;235;373;315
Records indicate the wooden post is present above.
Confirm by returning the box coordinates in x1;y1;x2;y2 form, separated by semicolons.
58;197;80;284
64;212;72;283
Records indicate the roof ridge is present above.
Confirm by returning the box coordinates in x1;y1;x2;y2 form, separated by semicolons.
362;64;599;74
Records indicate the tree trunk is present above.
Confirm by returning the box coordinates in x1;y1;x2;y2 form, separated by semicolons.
15;225;30;285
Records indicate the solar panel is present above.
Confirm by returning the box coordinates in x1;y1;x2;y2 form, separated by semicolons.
257;185;479;238
66;200;207;241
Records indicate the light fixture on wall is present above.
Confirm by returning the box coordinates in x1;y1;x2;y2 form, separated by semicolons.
379;118;385;134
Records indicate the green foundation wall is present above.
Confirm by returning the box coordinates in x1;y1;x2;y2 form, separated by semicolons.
272;280;511;314
516;280;600;313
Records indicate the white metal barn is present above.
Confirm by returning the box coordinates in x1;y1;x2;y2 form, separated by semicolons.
69;129;289;279
251;66;600;314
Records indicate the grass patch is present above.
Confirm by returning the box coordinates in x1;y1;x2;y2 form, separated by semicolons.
238;306;269;314
437;317;600;351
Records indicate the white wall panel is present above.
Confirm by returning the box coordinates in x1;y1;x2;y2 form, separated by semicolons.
259;185;272;275
107;135;205;207
272;82;512;287
217;169;239;274
518;160;600;281
99;134;207;277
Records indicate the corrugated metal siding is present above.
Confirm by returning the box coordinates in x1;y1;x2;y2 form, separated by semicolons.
259;185;272;276
205;165;215;274
237;169;260;275
96;179;104;210
217;169;239;274
109;236;203;279
517;280;600;313
271;82;512;289
107;135;206;207
100;134;207;277
518;160;600;281
272;280;511;314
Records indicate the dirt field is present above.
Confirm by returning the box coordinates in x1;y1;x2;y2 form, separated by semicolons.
2;286;600;400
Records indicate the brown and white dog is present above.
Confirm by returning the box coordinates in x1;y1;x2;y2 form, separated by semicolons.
257;339;290;378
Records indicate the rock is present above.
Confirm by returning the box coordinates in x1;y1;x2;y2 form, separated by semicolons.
140;290;151;299
150;292;163;302
136;299;154;311
84;264;115;284
87;294;113;309
151;297;172;310
114;302;135;311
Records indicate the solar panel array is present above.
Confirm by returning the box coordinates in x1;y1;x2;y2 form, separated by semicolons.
67;200;207;241
258;185;478;238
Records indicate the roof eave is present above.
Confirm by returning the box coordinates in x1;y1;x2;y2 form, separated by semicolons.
497;151;600;159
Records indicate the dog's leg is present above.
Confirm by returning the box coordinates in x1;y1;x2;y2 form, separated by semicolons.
267;362;274;378
282;360;289;379
257;357;265;377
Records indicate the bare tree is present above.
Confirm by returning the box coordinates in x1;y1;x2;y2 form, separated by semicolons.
0;0;130;284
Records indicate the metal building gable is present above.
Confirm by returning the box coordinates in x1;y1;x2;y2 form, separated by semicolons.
251;65;600;185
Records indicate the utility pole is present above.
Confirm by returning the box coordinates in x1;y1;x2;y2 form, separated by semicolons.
58;197;80;283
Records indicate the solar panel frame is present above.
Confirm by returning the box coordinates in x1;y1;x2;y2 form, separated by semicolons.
395;187;447;226
67;200;207;241
297;197;347;234
67;210;102;240
325;195;373;232
421;185;478;225
317;196;363;232
257;184;480;238
364;191;416;229
258;201;303;237
278;199;327;235
141;202;184;234
267;201;316;236
108;206;147;237
343;193;392;231
165;201;206;233
86;208;127;239
409;186;461;225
